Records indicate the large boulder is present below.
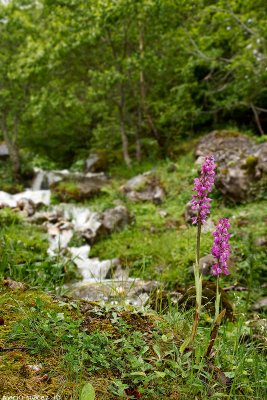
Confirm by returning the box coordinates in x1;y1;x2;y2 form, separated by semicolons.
84;152;108;173
99;205;132;234
122;172;164;204
196;131;267;202
32;168;108;201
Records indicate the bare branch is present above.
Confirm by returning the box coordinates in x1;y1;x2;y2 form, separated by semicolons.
251;103;265;136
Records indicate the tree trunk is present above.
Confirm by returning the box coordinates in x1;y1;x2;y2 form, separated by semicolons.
139;21;163;150
1;116;21;180
135;106;142;162
118;84;132;167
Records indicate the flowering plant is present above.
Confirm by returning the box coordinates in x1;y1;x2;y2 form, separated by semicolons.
191;155;216;225
211;218;231;276
211;218;231;320
181;155;231;353
190;156;216;343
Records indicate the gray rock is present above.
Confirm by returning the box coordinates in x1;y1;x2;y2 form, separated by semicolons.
254;237;267;247
3;277;27;291
85;153;100;172
68;245;120;281
44;204;131;258
158;210;168;218
17;198;36;217
32;168;108;198
100;205;132;234
254;142;267;174
0;142;9;159
184;201;197;224
66;279;160;306
189;255;215;276
122;172;164;204
0;190;51;208
195;131;267;202
252;297;267;311
184;204;217;230
199;255;216;275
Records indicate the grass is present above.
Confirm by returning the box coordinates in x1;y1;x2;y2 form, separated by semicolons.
0;209;78;289
0;283;266;399
0;143;266;398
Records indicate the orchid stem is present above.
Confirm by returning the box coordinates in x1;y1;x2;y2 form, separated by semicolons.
215;276;220;321
191;219;202;343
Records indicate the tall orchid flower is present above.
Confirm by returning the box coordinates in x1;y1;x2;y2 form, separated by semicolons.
211;218;231;320
190;156;216;344
211;218;231;276
191;155;216;225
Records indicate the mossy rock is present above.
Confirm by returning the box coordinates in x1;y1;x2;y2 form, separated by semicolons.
51;176;107;202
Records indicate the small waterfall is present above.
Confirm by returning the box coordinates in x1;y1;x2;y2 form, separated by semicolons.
31;169;46;190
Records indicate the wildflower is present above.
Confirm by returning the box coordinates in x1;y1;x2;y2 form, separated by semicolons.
191;156;216;225
211;218;231;276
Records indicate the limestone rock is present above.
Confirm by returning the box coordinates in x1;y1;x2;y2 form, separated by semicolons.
184;201;197;224
0;190;51;208
100;205;132;234
188;255;216;276
17;198;35;217
3;277;27;291
32;168;108;200
195;131;267;202
252;297;267;311
254;237;267;247
68;246;120;281
0;191;17;208
0;142;9;159
199;255;216;275
122;172;164;204
67;279;160;306
84;152;108;173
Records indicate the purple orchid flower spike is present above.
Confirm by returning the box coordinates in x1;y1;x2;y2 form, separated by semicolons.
191;155;216;225
211;218;231;276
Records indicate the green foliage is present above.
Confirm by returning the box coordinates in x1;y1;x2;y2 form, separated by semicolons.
0;215;77;288
0;208;22;228
1;0;266;169
3;286;266;399
80;383;95;400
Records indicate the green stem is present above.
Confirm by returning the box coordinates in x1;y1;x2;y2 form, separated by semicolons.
196;220;201;267
191;218;202;343
215;275;220;321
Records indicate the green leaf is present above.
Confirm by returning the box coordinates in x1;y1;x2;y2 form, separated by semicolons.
179;335;191;354
161;334;168;342
129;372;146;376
153;344;161;359
80;383;95;400
154;371;166;378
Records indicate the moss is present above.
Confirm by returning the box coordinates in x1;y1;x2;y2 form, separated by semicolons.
0;284;77;397
243;155;258;174
52;180;81;202
215;130;241;138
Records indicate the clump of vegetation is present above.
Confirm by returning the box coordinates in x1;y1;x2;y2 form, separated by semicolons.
0;283;266;399
0;210;77;289
52;180;82;202
0;150;266;398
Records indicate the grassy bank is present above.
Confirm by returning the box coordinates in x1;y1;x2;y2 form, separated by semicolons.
0;148;266;398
